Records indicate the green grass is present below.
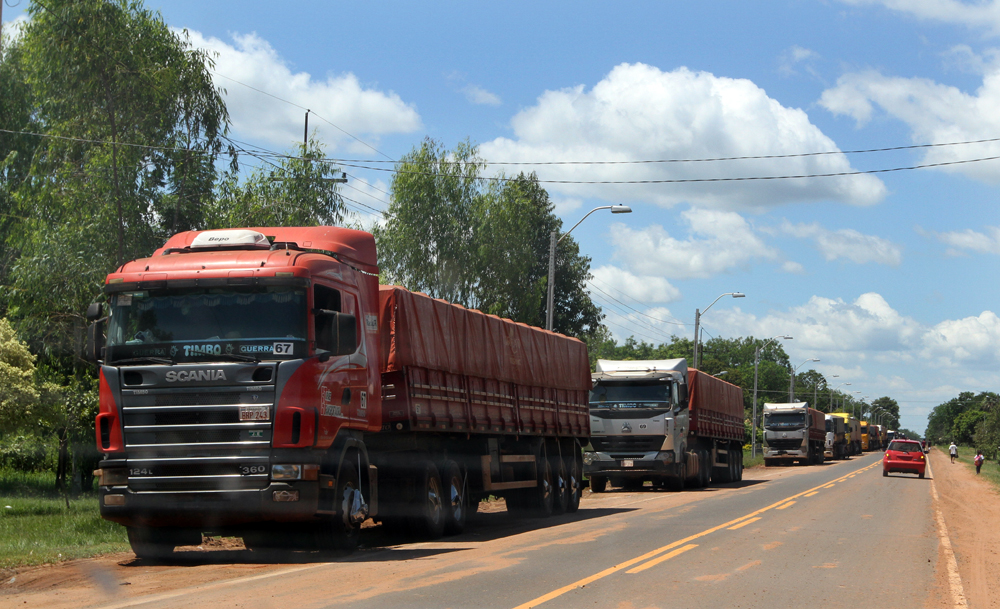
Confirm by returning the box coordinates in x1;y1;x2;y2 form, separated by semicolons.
0;470;129;570
742;447;765;469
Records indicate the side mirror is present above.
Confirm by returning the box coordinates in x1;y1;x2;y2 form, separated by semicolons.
677;383;689;408
315;310;358;356
86;320;105;364
86;302;103;322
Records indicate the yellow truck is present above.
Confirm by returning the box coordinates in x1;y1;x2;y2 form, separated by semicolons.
860;421;871;451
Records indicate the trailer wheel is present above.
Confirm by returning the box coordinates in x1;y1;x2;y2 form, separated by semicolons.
553;453;570;514
698;450;711;487
529;455;555;517
566;452;582;512
440;460;467;536
410;461;446;539
736;453;744;481
127;527;180;561
589;475;608;493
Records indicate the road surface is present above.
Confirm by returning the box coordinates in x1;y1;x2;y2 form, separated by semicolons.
2;451;940;608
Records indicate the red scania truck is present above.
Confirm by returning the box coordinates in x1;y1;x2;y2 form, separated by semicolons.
86;227;591;558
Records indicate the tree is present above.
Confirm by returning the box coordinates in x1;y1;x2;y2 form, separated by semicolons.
925;392;995;444
952;409;986;445
870;396;900;429
375;139;602;337
207;138;346;229
4;0;230;365
0;317;40;430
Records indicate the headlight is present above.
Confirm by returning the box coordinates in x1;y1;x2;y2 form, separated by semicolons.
583;452;596;465
271;464;302;480
95;468;128;486
656;451;675;463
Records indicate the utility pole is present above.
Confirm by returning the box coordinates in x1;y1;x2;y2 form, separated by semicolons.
304;109;310;146
545;231;557;331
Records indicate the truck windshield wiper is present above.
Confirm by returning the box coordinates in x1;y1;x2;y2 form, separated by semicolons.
211;353;260;363
111;356;176;366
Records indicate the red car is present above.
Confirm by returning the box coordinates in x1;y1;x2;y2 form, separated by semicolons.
883;440;926;478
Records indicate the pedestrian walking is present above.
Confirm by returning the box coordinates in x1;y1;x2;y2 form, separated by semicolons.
975;450;985;474
949;441;958;463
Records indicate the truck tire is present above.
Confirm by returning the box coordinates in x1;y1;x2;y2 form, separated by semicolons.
529;455;555;517
319;454;364;551
439;460;467;536
566;452;582;512
127;527;184;561
699;450;711;487
410;461;446;539
553;453;570;514
736;454;744;481
590;475;608;493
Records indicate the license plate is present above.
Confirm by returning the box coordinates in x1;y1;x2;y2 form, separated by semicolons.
622;460;634;468
239;405;270;421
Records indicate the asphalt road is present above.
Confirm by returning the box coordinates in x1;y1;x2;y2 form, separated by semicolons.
4;451;938;609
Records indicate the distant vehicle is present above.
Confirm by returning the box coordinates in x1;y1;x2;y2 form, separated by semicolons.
824;415;848;460
829;413;861;455
762;403;825;466
883;440;926;478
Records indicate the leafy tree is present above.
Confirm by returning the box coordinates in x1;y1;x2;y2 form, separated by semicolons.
870;396;900;429
951;409;986;445
375;139;602;337
0;317;41;430
207;138;345;229
925;392;996;443
4;0;229;364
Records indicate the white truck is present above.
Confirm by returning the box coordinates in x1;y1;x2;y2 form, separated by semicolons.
763;402;826;466
583;359;745;492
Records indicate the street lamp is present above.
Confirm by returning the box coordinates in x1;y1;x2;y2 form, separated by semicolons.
789;358;820;401
712;371;729;378
751;335;792;458
692;292;745;369
830;382;851;411
546;205;632;331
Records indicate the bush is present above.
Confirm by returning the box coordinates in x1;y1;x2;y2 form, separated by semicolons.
0;434;56;472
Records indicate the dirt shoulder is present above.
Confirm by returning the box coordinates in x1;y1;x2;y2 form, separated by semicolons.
927;446;1000;608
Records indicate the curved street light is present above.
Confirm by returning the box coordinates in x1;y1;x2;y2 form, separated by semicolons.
751;334;792;458
692;292;745;369
789;358;820;401
830;381;851;411
546;205;632;331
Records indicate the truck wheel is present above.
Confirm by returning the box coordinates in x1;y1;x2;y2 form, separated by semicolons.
440;461;467;536
127;527;180;561
319;455;364;551
736;455;744;481
699;450;711;487
553;454;570;514
410;461;446;539
530;455;555;517
566;453;582;512
590;475;608;493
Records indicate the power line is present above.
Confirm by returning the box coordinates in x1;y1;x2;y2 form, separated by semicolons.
586;279;689;327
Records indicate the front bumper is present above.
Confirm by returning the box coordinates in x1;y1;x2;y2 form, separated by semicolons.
98;481;321;529
584;451;682;478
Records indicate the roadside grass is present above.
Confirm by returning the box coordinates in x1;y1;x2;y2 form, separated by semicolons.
0;469;129;570
945;444;1000;493
743;448;765;469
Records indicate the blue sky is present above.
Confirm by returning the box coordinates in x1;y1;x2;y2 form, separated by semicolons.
7;1;1000;433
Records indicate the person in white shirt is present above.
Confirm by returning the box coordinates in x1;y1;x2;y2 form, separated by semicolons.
949;442;958;463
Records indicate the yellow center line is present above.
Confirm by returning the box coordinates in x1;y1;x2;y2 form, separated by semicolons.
510;459;878;609
823;484;835;488
804;491;819;497
626;544;698;574
776;501;796;510
727;516;761;530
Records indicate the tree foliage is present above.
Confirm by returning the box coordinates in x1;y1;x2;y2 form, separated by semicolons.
374;138;602;337
925;391;999;444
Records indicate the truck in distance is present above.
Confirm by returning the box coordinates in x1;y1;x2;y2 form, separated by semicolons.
824;414;848;460
583;359;745;492
762;402;825;466
829;412;861;455
86;227;592;558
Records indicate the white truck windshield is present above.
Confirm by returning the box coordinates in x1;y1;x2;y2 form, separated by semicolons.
589;382;670;408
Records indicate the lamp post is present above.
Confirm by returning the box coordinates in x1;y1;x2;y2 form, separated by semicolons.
546;205;631;331
830;382;851;411
789;358;820;401
751;335;792;458
692;292;745;369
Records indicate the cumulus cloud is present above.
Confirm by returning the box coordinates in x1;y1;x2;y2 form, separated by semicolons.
480;63;886;210
590;266;682;304
820;65;1000;183
838;0;1000;36
461;85;502;106
779;45;821;78
782;221;903;265
933;225;1000;255
608;209;780;279
180;29;421;149
922;311;1000;363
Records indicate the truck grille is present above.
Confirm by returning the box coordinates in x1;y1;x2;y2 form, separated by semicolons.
766;438;804;450
120;382;275;492
591;436;664;452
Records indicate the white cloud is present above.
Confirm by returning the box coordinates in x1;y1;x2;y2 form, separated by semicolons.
779;45;821;77
782;261;806;274
839;0;1000;36
922;311;1000;364
600;307;687;344
608;209;780;279
462;85;502;106
590;266;682;304
934;225;1000;254
820;65;1000;183
782;221;903;265
180;29;421;149
550;196;583;214
480;63;886;210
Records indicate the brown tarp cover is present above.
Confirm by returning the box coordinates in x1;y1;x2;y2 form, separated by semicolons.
378;286;591;392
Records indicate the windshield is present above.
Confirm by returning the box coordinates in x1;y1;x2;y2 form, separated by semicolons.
589;381;671;409
825;419;834;432
888;441;923;453
105;287;308;363
764;412;806;428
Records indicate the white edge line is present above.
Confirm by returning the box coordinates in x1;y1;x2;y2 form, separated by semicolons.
926;454;969;608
